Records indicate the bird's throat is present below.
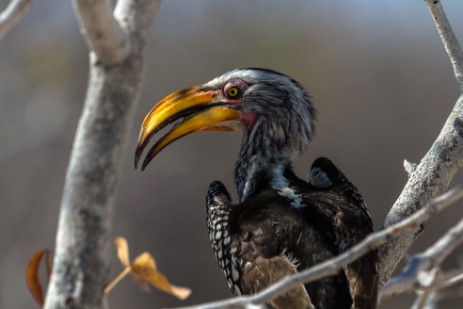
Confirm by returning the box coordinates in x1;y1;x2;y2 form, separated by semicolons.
234;136;294;202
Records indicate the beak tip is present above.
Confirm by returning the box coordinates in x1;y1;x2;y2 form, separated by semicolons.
141;159;148;171
134;148;142;170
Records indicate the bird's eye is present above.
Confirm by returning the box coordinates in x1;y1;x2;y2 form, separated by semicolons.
225;85;241;99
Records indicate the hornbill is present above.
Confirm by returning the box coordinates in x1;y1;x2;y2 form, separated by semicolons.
135;68;378;308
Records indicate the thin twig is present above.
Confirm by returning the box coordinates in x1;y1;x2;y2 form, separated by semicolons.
412;289;438;309
411;268;440;309
72;0;131;65
430;270;463;291
0;0;35;40
171;184;463;309
435;284;463;300
425;0;463;86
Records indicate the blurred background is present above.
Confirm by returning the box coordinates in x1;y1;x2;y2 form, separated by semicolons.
1;0;463;308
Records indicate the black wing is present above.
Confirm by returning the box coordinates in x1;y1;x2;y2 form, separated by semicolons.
307;157;378;309
206;181;312;308
205;181;241;294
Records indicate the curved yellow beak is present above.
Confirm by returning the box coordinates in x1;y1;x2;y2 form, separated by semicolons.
135;86;241;170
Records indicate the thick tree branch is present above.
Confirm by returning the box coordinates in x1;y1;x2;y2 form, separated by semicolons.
44;1;161;308
171;184;463;309
0;0;34;40
378;0;463;287
72;0;131;65
425;0;463;86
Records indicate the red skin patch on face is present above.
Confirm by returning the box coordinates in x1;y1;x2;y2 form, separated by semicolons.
223;80;248;103
240;112;257;131
219;79;256;130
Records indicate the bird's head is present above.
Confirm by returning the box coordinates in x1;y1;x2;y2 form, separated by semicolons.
135;68;315;171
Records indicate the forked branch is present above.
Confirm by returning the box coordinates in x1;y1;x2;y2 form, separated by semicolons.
380;217;463;302
378;0;463;287
72;0;130;65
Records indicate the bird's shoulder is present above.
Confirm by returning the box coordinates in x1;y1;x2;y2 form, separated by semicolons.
297;157;374;235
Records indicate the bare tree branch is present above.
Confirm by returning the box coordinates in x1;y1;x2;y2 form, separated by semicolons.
380;217;463;302
431;270;463;291
170;184;463;309
0;0;34;40
434;283;463;300
72;0;131;65
411;288;437;309
44;1;161;308
410;267;463;307
412;268;441;309
425;0;463;86
378;0;463;287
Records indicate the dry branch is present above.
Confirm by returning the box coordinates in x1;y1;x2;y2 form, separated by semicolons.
431;270;463;291
0;0;34;40
379;217;463;302
44;0;161;308
378;0;463;287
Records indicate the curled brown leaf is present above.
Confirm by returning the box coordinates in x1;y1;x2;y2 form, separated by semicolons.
106;237;191;300
26;249;52;306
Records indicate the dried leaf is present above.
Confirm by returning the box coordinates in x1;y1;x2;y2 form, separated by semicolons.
114;236;130;267
131;252;191;300
26;249;52;306
106;237;191;300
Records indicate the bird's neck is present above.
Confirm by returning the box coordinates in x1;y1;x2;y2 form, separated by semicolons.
234;132;295;202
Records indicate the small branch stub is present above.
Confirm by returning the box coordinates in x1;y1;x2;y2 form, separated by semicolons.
404;159;417;177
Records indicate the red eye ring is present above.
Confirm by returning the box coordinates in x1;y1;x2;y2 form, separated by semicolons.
223;81;246;100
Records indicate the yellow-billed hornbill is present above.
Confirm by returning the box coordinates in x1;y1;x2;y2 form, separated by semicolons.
135;68;378;308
